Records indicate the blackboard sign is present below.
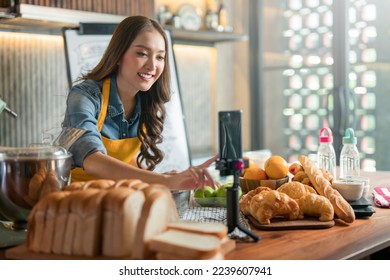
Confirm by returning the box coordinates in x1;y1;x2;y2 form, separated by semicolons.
63;24;191;173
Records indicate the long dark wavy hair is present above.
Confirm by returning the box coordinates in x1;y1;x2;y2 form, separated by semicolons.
83;16;171;170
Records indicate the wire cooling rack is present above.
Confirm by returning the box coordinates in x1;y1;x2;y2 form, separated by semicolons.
179;206;253;240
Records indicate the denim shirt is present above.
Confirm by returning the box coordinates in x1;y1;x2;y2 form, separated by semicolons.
62;75;141;168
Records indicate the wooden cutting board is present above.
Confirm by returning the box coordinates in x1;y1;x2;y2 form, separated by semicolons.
247;215;335;230
6;238;236;260
5;244;132;260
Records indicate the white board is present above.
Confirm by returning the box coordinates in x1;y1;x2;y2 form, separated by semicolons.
63;26;191;173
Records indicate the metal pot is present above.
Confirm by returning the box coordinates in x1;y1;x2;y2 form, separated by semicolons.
0;146;72;229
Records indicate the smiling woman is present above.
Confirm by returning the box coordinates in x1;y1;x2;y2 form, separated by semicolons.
61;15;217;191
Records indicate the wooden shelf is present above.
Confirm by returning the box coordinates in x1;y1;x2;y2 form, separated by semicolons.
165;27;248;46
1;5;247;45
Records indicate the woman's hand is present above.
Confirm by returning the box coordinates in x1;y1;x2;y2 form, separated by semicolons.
166;155;218;191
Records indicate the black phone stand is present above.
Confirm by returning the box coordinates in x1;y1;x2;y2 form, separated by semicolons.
216;158;260;242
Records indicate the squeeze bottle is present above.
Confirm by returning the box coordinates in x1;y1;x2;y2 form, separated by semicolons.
317;127;336;179
339;128;360;178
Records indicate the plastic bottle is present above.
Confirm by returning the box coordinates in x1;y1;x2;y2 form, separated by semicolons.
317;127;336;179
339;128;360;178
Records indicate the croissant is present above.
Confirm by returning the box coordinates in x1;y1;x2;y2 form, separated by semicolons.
250;190;300;225
277;181;316;199
239;186;271;215
297;193;334;221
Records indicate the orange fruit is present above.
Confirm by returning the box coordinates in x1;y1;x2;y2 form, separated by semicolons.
264;155;289;179
243;156;255;170
243;166;268;180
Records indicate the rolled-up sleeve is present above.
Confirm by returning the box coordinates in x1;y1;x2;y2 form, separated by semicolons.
62;81;107;168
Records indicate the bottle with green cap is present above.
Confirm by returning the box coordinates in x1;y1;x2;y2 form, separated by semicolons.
339;128;360;178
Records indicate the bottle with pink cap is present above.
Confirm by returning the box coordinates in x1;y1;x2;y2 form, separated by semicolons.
317;127;336;179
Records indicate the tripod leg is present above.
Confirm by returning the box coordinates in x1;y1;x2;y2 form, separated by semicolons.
233;224;260;242
227;183;260;242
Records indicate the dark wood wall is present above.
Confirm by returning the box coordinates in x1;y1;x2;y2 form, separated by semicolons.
18;0;154;17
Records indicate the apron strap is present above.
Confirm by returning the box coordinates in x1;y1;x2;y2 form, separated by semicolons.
97;77;110;132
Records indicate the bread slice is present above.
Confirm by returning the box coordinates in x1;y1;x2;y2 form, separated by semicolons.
101;188;145;258
63;181;85;191
141;184;179;222
131;187;179;260
62;189;102;255
130;182;151;191
51;191;79;255
26;191;59;252
167;221;228;239
82;179;115;190
39;191;70;254
71;189;107;257
112;179;143;188
149;229;222;259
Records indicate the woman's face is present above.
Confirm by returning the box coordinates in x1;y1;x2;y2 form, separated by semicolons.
117;29;166;95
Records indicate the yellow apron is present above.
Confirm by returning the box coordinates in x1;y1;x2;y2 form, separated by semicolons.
71;77;141;182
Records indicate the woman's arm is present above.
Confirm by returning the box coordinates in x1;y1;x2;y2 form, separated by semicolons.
83;152;218;190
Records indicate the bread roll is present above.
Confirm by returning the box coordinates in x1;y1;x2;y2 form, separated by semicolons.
298;155;355;223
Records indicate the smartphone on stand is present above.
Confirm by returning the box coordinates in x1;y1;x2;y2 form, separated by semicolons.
218;110;245;176
217;110;259;241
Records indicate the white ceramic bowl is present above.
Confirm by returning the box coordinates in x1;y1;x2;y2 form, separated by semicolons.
332;180;364;201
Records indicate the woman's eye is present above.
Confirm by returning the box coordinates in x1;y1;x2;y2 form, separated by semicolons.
137;52;148;57
157;56;165;61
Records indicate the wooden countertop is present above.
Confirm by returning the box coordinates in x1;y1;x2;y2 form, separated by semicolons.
226;170;390;260
1;171;389;260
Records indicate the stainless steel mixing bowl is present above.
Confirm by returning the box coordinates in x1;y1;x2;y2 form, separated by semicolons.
0;146;72;229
